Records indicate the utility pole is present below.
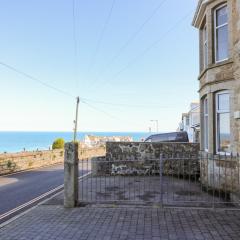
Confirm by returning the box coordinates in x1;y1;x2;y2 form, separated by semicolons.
73;96;80;142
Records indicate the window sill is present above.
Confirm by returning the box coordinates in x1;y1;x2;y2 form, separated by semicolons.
198;58;233;80
216;152;231;156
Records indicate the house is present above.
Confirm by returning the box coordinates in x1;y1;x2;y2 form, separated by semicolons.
192;0;240;154
84;135;133;148
178;102;200;143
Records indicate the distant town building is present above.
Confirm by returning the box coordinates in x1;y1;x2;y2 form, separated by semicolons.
178;102;200;143
192;0;240;154
84;135;133;147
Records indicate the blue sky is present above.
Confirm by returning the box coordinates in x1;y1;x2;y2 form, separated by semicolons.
0;0;199;132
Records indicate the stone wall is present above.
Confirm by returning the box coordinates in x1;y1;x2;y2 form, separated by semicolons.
0;145;106;176
92;142;200;177
0;150;64;175
106;142;200;160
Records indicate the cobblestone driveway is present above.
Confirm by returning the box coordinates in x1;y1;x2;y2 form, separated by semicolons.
0;205;240;240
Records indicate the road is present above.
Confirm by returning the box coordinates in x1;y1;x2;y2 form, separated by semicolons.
0;163;88;224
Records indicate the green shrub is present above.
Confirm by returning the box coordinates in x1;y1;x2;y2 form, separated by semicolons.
7;160;12;168
52;138;65;150
7;160;16;170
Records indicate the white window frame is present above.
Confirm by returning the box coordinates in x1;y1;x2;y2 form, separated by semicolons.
214;4;229;63
203;97;208;152
215;90;230;154
203;25;208;68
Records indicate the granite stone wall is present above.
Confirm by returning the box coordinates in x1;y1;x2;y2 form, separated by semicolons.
0;150;64;175
106;142;200;160
92;142;200;177
0;145;106;176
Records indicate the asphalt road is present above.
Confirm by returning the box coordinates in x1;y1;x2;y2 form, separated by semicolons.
0;163;87;223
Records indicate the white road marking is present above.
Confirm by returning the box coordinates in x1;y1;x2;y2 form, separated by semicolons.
0;172;91;221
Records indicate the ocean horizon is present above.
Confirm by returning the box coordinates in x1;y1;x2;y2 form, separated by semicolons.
0;131;151;154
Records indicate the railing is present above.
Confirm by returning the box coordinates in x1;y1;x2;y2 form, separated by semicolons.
78;152;240;208
199;151;240;206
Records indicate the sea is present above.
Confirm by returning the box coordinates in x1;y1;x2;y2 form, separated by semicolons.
0;132;150;154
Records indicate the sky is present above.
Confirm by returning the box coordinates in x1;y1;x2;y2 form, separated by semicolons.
0;0;199;132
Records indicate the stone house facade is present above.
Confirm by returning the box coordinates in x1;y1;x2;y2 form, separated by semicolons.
192;0;240;154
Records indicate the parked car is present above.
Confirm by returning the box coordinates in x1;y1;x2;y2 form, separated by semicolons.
144;131;189;143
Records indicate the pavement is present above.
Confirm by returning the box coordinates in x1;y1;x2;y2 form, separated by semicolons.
0;173;240;240
0;204;240;240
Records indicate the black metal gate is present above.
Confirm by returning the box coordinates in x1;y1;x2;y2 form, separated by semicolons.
79;152;240;209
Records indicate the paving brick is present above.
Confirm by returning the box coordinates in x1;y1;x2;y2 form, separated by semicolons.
0;205;240;240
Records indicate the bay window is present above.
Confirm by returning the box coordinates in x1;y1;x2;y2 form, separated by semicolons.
214;4;228;62
203;25;208;68
203;98;208;151
215;91;230;153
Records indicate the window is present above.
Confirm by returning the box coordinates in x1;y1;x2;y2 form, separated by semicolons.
203;25;208;68
215;91;230;153
214;4;228;62
203;98;208;151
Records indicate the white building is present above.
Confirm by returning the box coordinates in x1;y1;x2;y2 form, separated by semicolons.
178;102;200;143
84;135;133;148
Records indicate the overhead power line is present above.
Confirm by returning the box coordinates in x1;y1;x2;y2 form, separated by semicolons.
0;61;75;98
81;97;177;109
81;99;144;127
0;61;134;129
0;61;177;130
72;0;79;92
81;99;120;120
88;0;168;90
88;0;116;72
0;61;177;110
91;9;194;91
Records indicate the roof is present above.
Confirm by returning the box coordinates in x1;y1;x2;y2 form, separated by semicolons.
145;131;188;140
85;135;99;141
85;135;133;142
192;0;214;28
